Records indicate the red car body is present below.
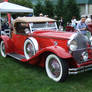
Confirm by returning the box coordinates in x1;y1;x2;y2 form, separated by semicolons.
0;30;73;64
0;17;92;82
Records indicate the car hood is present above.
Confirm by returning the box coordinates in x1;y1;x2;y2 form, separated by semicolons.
33;30;74;40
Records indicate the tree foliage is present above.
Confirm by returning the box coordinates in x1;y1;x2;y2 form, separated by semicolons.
8;0;80;26
34;0;44;16
64;0;80;23
44;0;54;18
8;0;33;8
55;0;64;19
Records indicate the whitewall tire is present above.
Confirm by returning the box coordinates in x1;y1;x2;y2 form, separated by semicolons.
24;39;36;59
45;54;68;82
0;41;6;58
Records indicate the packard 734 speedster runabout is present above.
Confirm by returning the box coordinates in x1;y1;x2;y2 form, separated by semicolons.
0;16;92;82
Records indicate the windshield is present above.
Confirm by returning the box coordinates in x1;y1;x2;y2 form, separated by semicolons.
29;22;57;31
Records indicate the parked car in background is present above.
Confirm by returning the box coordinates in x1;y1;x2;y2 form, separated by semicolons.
0;16;92;82
88;23;92;34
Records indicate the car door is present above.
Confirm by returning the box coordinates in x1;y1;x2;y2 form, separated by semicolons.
12;33;28;54
12;22;29;55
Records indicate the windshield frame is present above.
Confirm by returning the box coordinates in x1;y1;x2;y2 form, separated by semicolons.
29;22;58;32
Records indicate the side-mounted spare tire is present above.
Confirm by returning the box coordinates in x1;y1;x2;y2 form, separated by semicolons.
45;54;68;82
24;37;39;60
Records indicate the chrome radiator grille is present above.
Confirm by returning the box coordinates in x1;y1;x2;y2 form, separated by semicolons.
72;33;88;64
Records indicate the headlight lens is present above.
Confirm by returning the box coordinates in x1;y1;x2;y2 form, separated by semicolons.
90;37;92;46
82;51;88;61
68;40;78;51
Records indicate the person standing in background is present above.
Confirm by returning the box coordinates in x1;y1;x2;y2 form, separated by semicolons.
85;16;92;24
71;16;77;29
76;16;88;35
59;16;64;31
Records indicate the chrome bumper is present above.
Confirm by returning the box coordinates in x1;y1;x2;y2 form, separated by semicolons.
69;64;92;74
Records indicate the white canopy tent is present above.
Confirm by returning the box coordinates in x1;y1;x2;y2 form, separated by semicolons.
0;2;33;13
0;2;33;36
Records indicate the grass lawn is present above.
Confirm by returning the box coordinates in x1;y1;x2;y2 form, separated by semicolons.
0;56;92;92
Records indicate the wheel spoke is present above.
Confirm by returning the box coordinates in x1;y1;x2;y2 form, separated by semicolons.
46;54;68;82
25;42;35;58
49;58;61;78
0;41;6;57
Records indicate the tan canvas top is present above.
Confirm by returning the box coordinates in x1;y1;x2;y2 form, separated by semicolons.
14;16;56;23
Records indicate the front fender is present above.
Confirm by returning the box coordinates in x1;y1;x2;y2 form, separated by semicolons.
30;46;72;59
0;36;14;53
22;46;72;62
42;46;72;59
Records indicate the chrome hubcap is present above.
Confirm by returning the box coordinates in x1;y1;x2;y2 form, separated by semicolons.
26;43;34;57
2;43;5;55
49;58;61;78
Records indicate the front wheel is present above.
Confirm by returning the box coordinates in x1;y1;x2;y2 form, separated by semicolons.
45;54;68;82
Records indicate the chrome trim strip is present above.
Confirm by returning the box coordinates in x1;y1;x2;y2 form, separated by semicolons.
81;59;92;62
74;47;92;51
69;70;84;75
69;64;92;74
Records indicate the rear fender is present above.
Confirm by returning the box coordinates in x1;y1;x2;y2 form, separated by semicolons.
0;36;14;53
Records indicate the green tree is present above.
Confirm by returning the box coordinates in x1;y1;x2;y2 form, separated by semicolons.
44;0;54;18
34;0;44;16
64;0;80;24
55;0;64;20
9;0;33;8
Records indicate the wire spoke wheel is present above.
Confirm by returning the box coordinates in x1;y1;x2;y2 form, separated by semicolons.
49;58;61;78
24;39;36;59
45;54;68;82
0;41;6;57
26;43;34;57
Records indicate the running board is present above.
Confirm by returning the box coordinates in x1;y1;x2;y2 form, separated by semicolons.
7;53;26;60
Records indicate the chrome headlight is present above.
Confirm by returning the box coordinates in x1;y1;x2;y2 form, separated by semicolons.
90;37;92;46
82;51;88;61
68;40;78;51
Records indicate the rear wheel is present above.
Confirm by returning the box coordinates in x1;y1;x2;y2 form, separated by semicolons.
45;54;68;82
0;41;6;58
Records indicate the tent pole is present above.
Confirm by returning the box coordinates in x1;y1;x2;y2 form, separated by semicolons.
33;10;34;16
0;12;1;30
0;12;1;35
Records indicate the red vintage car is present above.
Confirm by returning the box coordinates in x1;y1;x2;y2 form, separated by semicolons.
0;16;92;82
